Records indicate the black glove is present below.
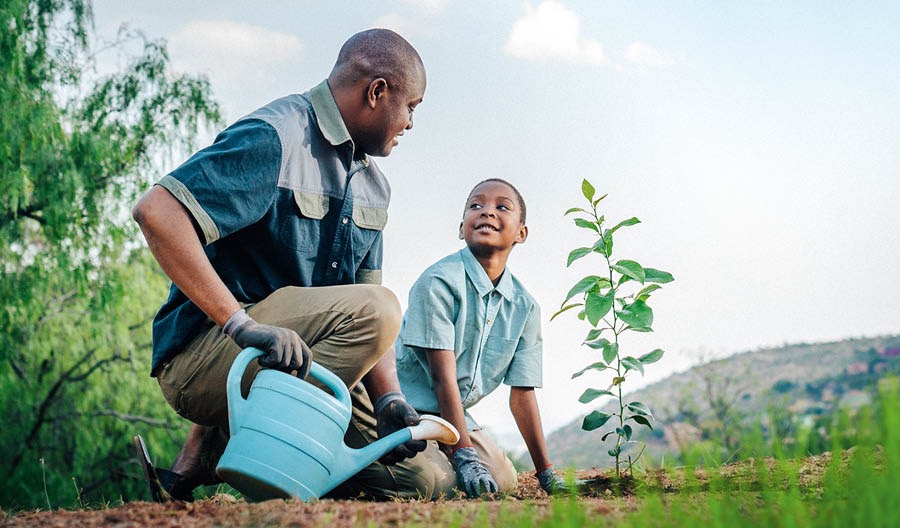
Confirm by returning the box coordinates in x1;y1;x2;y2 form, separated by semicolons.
451;446;498;498
374;392;427;465
536;466;569;495
224;309;312;379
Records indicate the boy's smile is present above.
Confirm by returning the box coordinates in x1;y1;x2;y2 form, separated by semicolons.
460;180;528;258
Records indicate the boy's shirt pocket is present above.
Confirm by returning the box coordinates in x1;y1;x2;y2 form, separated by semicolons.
480;336;517;384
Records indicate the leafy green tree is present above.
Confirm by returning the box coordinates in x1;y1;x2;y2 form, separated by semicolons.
0;0;220;509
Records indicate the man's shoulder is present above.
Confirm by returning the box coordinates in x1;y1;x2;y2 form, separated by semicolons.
239;94;314;139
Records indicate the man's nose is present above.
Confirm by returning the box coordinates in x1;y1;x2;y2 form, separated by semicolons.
406;114;413;130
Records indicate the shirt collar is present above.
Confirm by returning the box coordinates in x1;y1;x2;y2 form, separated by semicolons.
309;80;367;163
460;247;514;300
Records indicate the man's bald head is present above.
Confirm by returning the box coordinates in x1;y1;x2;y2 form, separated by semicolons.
328;29;425;93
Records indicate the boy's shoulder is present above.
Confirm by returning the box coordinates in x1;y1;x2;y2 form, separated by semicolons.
411;250;466;289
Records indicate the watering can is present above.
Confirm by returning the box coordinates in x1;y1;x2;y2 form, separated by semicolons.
215;347;459;502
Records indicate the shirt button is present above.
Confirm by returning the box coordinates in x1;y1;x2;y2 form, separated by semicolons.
487;319;492;325
331;262;338;269
342;217;349;224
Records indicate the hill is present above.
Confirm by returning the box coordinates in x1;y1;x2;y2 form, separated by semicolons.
538;334;900;469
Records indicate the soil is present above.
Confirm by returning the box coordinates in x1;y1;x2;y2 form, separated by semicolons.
1;453;839;528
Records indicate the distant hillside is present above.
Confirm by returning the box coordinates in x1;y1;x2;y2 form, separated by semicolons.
536;334;900;470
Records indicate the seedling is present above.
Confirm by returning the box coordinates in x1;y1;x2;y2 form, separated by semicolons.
553;179;674;478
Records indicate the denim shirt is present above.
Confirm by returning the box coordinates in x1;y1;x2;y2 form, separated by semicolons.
150;80;389;374
396;247;543;429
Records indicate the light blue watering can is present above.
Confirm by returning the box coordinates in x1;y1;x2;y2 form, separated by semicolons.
215;347;459;502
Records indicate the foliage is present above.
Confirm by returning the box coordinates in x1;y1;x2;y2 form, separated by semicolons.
554;179;673;478
0;0;220;509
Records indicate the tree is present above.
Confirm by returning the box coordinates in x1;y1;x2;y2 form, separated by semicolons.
0;0;220;508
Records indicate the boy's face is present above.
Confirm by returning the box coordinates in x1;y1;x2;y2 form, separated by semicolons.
459;181;528;255
357;70;426;157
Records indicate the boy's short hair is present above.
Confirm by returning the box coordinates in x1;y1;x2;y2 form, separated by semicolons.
467;178;527;224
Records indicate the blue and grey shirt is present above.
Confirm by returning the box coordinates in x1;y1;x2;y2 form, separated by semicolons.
150;80;389;374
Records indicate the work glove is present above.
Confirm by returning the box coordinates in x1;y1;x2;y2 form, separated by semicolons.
224;308;312;379
374;392;427;465
452;446;498;498
536;466;570;495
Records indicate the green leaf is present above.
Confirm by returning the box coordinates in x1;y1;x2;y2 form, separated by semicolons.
574;218;600;233
635;284;662;301
585;289;615;326
608;447;621;457
581;179;596;202
616;425;633;442
591;237;608;257
578;388;614;403
550;302;582;321
617;299;654;330
638;349;664;364
626;401;653;417
572;362;606;378
564;275;604;303
629;415;653;430
567;247;592;267
602;342;619;364
593;193;608;206
612;260;645;284
585;337;611;350
585;328;606;341
644;268;675;284
564;207;587;216
621;356;644;375
610;217;641;234
601;431;615;442
582;410;612;431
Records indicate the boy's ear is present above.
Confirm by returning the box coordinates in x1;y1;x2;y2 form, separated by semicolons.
515;224;528;245
367;78;388;109
458;222;464;240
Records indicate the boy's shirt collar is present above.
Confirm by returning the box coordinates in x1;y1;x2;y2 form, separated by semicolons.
309;80;368;162
460;246;513;300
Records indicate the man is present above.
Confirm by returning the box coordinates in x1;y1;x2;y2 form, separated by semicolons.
132;29;434;501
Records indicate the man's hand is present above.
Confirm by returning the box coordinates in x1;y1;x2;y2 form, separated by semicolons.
224;309;312;379
536;466;569;495
451;446;498;498
374;392;427;465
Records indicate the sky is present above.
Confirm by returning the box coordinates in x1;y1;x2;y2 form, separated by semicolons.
92;0;900;452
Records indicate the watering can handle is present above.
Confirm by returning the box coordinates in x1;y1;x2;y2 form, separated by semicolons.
227;348;353;434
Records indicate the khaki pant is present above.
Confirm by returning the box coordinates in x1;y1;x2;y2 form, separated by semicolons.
156;283;516;499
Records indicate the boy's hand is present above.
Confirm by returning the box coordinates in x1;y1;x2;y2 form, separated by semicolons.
225;309;312;379
536;466;569;495
452;446;498;497
374;392;427;465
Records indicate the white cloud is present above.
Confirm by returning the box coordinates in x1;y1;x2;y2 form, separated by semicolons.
401;0;450;14
373;13;411;34
625;41;677;68
504;1;605;66
168;20;302;85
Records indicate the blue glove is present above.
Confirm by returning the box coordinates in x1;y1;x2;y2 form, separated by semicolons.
452;446;498;497
536;466;569;495
374;392;427;465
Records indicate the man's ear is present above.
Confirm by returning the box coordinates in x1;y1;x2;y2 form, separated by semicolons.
367;78;388;109
515;224;528;245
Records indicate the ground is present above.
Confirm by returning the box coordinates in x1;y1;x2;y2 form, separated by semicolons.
1;454;838;527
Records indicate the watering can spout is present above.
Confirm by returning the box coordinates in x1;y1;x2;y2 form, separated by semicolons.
329;415;460;492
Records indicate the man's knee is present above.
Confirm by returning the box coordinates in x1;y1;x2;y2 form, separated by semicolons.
358;285;401;342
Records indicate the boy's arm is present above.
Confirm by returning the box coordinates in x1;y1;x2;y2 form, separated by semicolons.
509;386;551;471
424;349;472;449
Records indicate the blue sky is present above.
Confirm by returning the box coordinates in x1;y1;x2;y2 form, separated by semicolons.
93;1;900;450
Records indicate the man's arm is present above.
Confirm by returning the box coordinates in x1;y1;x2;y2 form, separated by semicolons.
133;185;240;325
133;185;310;373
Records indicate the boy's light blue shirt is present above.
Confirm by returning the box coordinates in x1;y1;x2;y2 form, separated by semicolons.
396;247;543;430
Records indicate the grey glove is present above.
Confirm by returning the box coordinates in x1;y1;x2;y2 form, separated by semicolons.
374;392;427;465
536;466;569;495
451;446;498;498
224;309;312;379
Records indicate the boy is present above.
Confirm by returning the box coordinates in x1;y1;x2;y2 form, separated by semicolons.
395;178;566;497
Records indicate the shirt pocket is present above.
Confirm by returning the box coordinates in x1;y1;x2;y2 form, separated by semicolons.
279;190;327;251
481;336;517;384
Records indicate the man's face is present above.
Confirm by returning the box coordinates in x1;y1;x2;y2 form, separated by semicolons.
359;70;425;157
460;181;527;256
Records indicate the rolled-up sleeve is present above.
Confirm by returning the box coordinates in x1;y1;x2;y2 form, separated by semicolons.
503;303;543;388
